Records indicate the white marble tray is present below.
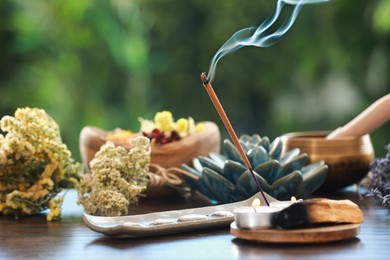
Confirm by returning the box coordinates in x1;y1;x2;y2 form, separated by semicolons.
82;192;276;238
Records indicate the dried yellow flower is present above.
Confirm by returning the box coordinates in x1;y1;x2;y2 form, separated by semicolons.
154;111;175;133
77;136;150;216
47;197;63;221
139;111;206;145
107;128;134;142
176;118;189;137
195;123;206;132
0;107;82;220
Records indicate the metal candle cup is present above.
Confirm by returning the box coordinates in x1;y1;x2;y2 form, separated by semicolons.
233;206;280;229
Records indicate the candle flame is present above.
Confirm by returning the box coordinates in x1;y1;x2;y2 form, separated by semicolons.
251;198;261;208
291;196;297;203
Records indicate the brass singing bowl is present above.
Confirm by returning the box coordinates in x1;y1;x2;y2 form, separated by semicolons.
281;132;375;190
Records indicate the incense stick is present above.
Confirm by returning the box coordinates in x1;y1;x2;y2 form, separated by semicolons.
200;72;270;206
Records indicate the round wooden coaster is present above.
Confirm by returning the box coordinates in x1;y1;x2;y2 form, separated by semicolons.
230;222;360;244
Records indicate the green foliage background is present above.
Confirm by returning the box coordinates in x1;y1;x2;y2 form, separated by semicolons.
0;0;389;162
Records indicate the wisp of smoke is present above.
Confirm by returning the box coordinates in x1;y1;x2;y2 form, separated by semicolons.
207;0;330;82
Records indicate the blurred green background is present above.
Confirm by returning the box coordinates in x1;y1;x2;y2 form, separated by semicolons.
0;0;389;162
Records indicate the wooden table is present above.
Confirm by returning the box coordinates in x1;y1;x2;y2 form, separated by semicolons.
1;187;389;259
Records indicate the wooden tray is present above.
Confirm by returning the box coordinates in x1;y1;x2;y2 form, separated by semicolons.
230;222;360;244
79;121;220;169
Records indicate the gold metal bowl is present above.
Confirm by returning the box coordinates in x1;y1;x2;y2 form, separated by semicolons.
281;132;375;190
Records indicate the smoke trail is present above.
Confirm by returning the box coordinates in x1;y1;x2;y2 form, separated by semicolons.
207;0;330;82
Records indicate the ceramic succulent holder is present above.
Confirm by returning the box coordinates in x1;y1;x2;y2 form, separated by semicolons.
182;134;328;203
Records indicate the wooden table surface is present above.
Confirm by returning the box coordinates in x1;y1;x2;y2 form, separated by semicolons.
1;187;389;260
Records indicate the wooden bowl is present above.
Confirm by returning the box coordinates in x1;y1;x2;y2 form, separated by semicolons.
79;121;221;169
281;131;375;190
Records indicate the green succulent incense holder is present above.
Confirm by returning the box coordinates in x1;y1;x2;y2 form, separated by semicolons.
182;134;328;203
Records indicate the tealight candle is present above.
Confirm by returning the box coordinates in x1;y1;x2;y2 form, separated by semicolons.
233;198;280;229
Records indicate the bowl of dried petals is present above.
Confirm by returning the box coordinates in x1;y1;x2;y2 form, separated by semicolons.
79;111;220;198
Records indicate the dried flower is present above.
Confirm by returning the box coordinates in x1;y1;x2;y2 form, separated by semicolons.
362;144;390;206
195;123;206;132
140;111;205;145
77;137;150;216
47;196;63;221
176;118;189;136
0;107;82;220
107;128;134;141
154;111;175;133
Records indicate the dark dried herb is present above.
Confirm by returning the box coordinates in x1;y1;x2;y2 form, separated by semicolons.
143;129;181;145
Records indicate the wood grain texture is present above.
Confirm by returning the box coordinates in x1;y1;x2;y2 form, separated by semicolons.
1;187;390;259
305;199;364;224
274;198;364;228
231;223;360;243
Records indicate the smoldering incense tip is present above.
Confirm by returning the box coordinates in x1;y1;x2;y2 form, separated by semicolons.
200;72;209;85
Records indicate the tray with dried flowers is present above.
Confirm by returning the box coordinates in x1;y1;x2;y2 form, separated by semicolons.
79;111;220;199
79;111;220;170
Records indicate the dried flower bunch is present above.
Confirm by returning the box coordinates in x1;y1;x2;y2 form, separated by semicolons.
363;144;390;206
139;111;205;145
77;136;150;216
0;107;82;220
